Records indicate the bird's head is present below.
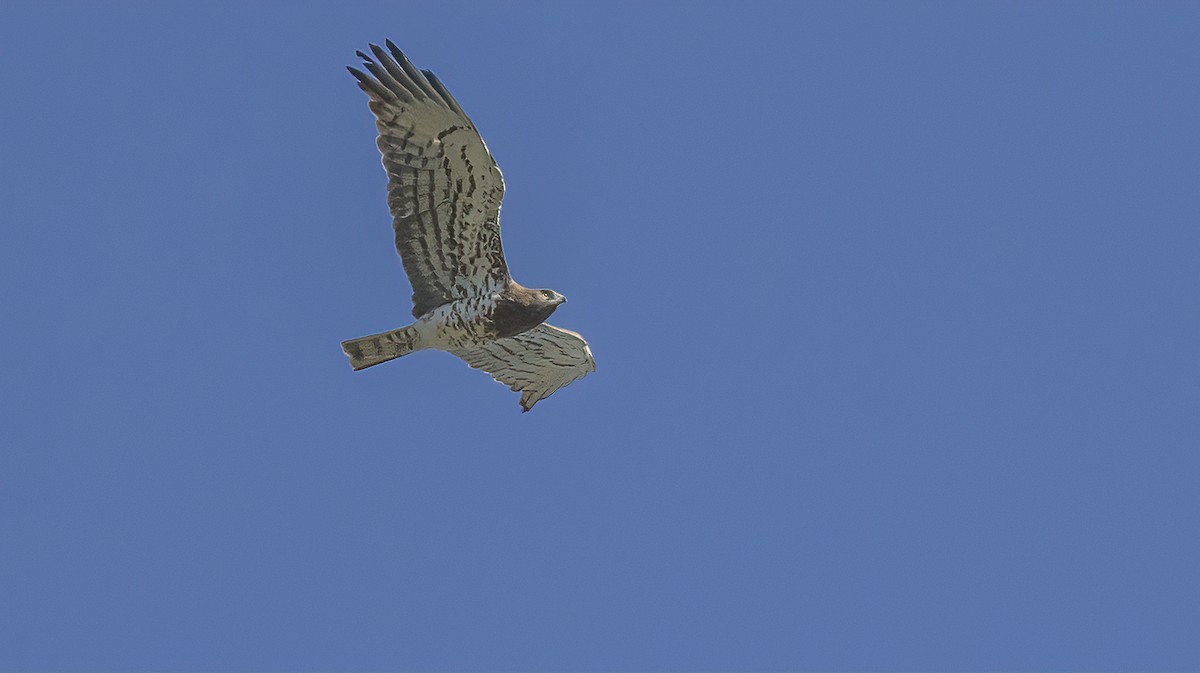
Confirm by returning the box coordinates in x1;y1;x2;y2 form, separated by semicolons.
506;283;567;325
534;288;567;307
522;287;566;323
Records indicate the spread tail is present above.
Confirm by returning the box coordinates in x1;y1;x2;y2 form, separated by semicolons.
341;325;421;371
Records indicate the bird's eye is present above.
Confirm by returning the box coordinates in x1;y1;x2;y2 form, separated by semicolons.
542;291;554;299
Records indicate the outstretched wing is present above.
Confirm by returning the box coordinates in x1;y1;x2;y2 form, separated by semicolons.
452;324;596;412
349;41;509;318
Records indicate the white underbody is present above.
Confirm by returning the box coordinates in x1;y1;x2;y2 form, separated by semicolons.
411;293;501;352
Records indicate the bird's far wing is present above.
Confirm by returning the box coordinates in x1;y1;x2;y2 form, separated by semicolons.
349;41;509;318
451;324;596;412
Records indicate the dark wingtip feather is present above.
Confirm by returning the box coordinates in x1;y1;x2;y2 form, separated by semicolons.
421;68;467;117
356;50;373;63
346;65;392;101
367;42;421;100
383;39;441;101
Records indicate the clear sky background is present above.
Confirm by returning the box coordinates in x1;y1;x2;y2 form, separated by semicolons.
1;1;1198;670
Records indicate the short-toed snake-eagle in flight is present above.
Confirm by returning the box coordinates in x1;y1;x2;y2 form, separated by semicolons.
340;40;594;412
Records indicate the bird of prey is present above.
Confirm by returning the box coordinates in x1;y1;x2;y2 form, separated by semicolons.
340;40;595;412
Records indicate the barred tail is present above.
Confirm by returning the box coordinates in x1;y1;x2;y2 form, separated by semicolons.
341;325;421;371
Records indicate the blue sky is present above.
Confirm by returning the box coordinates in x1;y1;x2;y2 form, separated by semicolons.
2;1;1198;670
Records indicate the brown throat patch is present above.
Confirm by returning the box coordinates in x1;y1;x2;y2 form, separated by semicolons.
491;284;559;338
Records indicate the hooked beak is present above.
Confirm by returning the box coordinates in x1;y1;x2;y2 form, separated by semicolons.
557;295;568;305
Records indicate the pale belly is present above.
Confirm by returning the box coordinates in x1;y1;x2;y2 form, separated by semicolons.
413;295;499;351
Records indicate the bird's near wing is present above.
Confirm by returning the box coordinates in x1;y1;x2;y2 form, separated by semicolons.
349;41;509;318
451;324;596;412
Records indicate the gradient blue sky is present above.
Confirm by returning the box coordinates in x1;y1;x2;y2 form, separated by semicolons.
2;1;1198;670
